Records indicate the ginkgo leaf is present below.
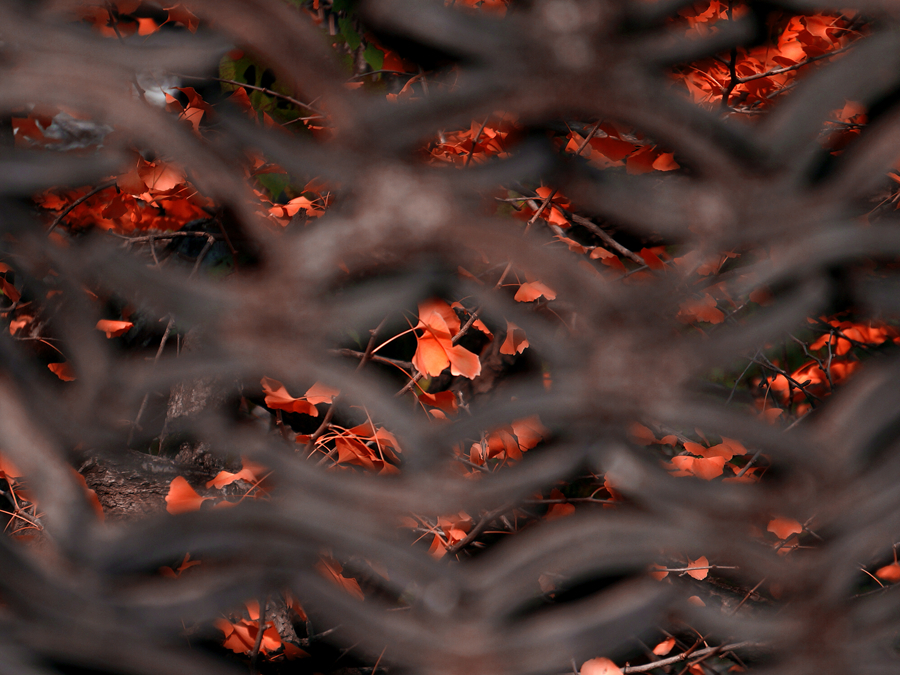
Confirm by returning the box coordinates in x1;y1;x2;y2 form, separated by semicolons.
683;441;706;455
686;440;737;461
750;287;774;306
181;106;204;133
165;476;210;514
227;86;255;116
591;134;636;161
669;455;725;480
639;247;666;271
514;281;556;302
412;329;451;376
687;556;709;580
215;618;250;654
0;454;21;480
316;558;364;600
48;362;75;381
206;468;255;490
629;423;657;446
139;161;185;193
653;638;676;655
652;152;679;171
500;321;528;355
215;618;281;655
511;416;550;450
429;533;447;559
305;381;339;404
556;235;587;254
876;563;900;582
136;17;158;35
418;390;458;413
677;294;725;324
626;146;658;175
96;319;133;338
437;512;472;544
451;301;492;336
720;436;748;456
412;301;481;379
166;5;200;32
0;276;20;303
419;298;461;332
240;456;269;482
284;591;308;621
260;377;318;416
160;553;200;578
177;553;201;573
334;437;376;470
246;599;262;620
544;490;575;521
581;657;623;675
649;564;668;581
767;517;803;540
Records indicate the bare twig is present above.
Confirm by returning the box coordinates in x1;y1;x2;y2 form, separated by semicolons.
46;180;117;235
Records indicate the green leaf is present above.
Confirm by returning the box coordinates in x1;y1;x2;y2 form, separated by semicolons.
219;53;253;89
364;43;384;71
339;17;361;50
257;173;290;201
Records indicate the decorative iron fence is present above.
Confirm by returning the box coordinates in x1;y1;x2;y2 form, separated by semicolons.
1;2;900;675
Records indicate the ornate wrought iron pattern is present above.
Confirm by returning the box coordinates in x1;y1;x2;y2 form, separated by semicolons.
1;2;900;675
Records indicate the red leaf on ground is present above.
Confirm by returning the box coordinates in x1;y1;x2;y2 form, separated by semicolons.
514;281;556;302
96;319;133;338
48;362;75;381
500;321;528;355
261;377;318;416
165;476;210;514
581;657;623;675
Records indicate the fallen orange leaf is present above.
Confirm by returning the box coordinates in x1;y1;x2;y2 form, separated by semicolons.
514;280;556;302
96;319;133;338
48;362;75;381
767;517;803;540
687;556;709;580
261;377;318;416
412;300;481;379
581;657;623;675
500;320;528;355
876;563;900;582
165;476;210;514
653;638;676;655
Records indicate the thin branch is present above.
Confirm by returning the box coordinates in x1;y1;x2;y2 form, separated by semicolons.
523;120;601;233
329;348;413;371
464;116;490;168
347;69;416;80
249;595;268;675
735;42;855;84
177;74;325;115
606;642;761;674
568;213;645;265
128;316;175;445
46;180;117;235
446;502;515;555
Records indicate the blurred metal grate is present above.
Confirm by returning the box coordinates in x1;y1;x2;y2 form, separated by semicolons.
1;2;900;675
